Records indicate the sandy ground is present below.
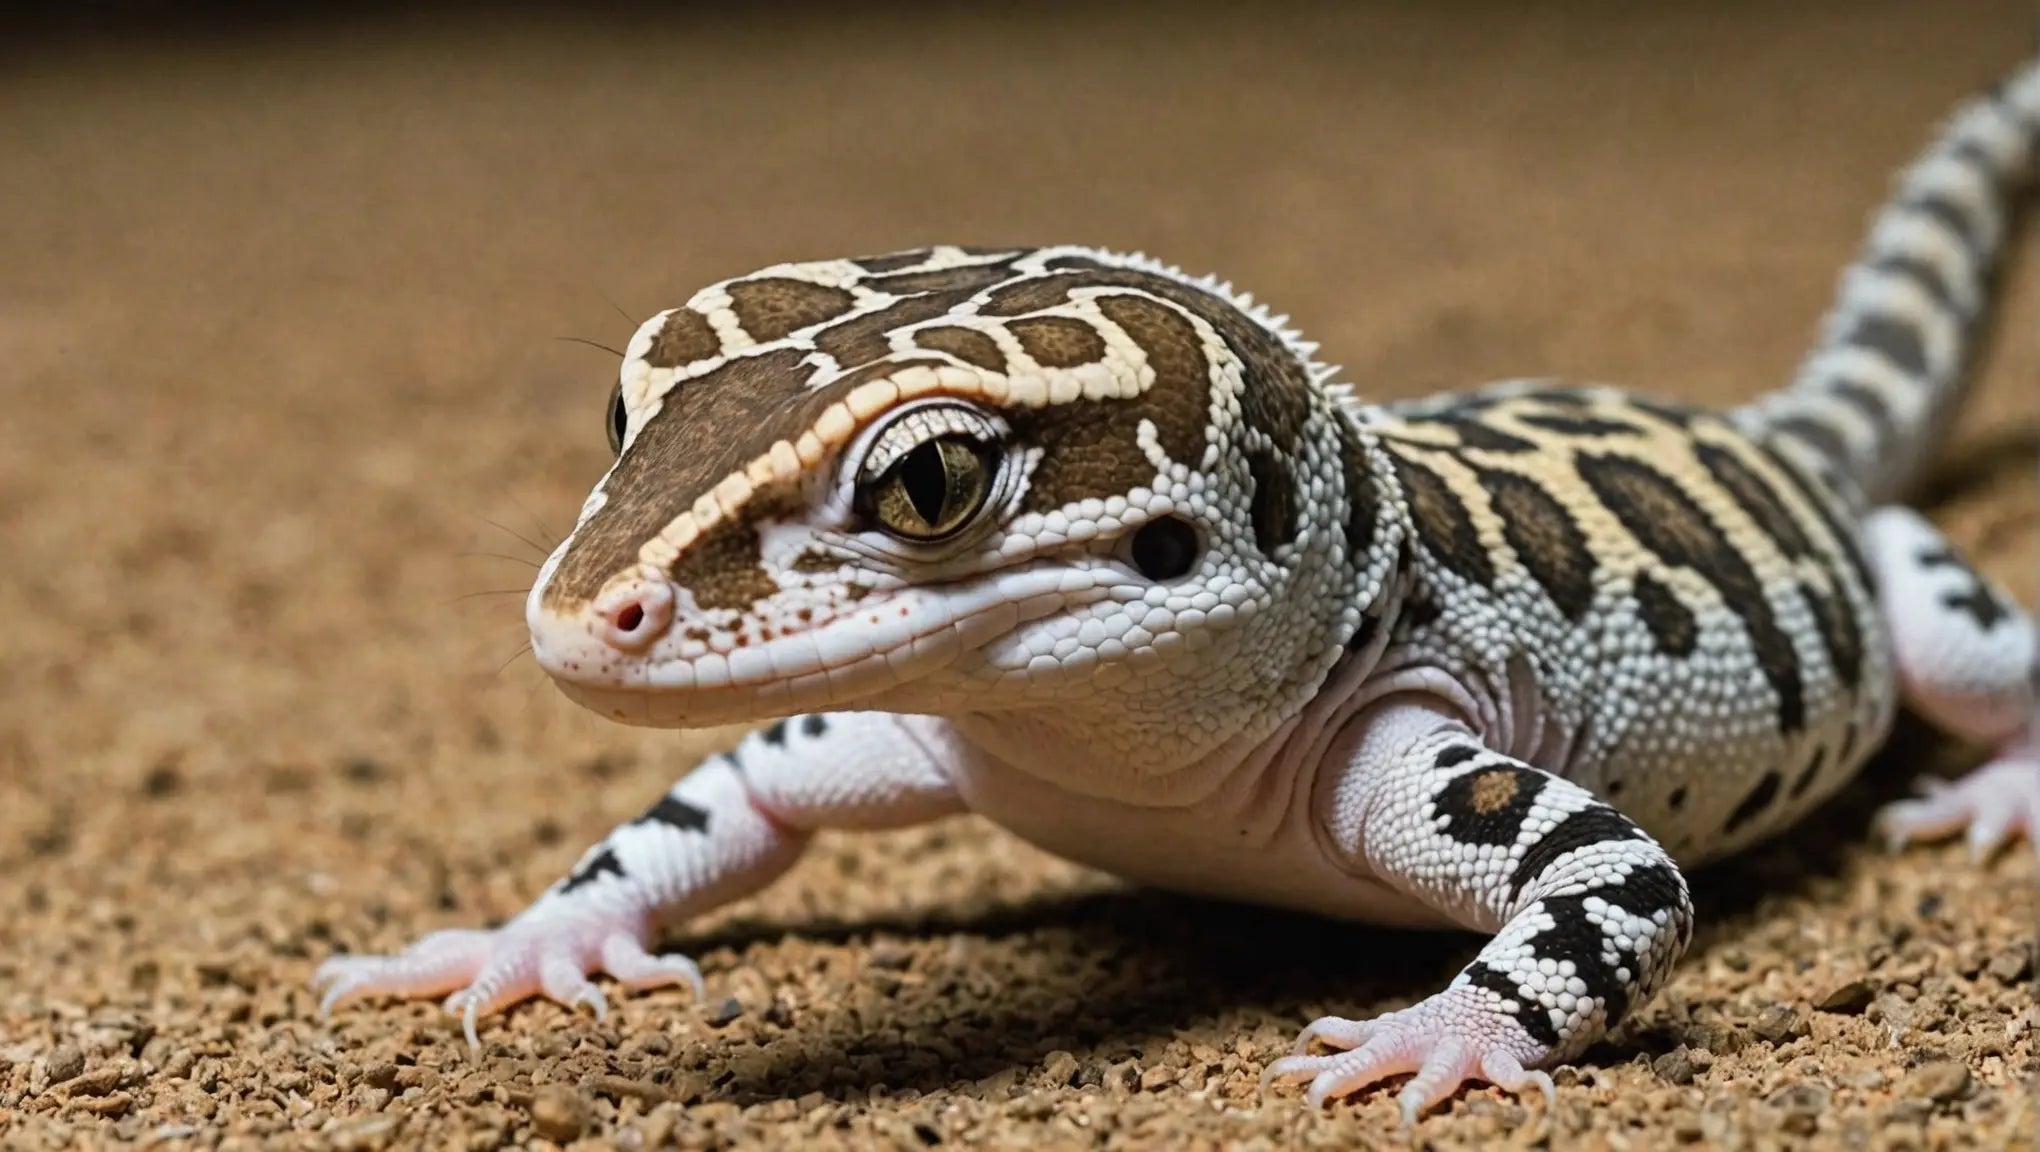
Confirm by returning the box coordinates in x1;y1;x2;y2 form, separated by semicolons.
3;3;2038;1148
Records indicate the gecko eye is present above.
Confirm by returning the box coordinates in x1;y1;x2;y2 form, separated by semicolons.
606;384;628;455
854;403;1003;543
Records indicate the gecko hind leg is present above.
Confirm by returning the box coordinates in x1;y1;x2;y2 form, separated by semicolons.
1861;507;2039;859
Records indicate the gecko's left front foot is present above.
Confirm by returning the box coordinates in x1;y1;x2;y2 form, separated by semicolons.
1262;985;1556;1124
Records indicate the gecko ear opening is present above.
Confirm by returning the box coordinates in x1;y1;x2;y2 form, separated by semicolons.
1126;516;1201;581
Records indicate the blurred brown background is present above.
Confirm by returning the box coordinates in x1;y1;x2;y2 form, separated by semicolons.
2;3;2035;1148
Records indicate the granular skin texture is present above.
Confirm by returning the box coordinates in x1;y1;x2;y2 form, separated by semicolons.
1;3;2036;1147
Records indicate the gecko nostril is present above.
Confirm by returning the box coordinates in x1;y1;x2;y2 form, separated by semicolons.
591;578;674;652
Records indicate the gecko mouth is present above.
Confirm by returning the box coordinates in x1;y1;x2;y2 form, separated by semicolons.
527;558;1114;728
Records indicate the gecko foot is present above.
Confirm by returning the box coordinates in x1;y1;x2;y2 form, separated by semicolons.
1876;742;2040;862
1260;984;1556;1125
312;909;703;1047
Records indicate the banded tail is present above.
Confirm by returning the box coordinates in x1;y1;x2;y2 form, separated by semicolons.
1736;60;2040;506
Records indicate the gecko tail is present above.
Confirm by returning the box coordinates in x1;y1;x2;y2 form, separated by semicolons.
1734;58;2040;507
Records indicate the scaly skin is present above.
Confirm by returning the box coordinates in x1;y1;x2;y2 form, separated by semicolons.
314;59;2040;1124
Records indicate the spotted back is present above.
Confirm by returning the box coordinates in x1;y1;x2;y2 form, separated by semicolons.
1375;383;1893;860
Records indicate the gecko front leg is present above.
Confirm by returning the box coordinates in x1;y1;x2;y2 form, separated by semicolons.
313;712;962;1045
1265;700;1693;1123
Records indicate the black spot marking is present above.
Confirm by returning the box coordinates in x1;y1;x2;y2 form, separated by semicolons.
1434;745;1481;770
1515;412;1647;437
1898;193;1984;260
1577;453;1805;732
1391;451;1495;589
760;719;791;747
801;714;828;738
559;848;624;894
1917;546;2011;629
1723;770;1782;836
1788;746;1828;800
1245;449;1299;553
1433;764;1546;846
1506;805;1645;901
1823;379;1899;456
1399;591;1443;634
1842;314;1929;378
1413;412;1537;454
1632;572;1698;657
1667;785;1688;812
1461;965;1553;1047
1476;466;1597;620
1770;415;1853;468
635;794;711;833
1345;613;1381;657
1471;860;1686;1047
1944;584;2011;630
1625;395;1701;428
1800;580;1864;689
1758;440;1875;594
1695;442;1812;560
1335;416;1379;564
1869;253;1961;317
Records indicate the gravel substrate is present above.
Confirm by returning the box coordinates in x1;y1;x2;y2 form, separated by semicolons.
3;3;2037;1148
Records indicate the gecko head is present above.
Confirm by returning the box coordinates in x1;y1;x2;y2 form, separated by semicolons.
526;246;1404;735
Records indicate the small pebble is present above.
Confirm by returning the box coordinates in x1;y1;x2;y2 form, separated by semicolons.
45;1046;85;1087
1040;1050;1079;1087
1815;979;1874;1014
707;997;744;1027
1752;1003;1807;1045
529;1084;587;1142
1895;1061;1970;1104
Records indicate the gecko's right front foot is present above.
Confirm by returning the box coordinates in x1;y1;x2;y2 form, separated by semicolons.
313;906;704;1047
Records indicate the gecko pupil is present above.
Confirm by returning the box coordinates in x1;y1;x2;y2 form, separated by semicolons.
606;385;628;455
899;441;950;525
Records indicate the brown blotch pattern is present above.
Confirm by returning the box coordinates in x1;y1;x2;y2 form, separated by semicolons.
725;278;859;342
1390;450;1496;590
1575;453;1805;732
670;517;781;613
1008;315;1108;369
1695;442;1812;560
863;259;1019;297
1632;572;1698;657
1245;448;1298;554
984;260;1313;453
1012;292;1212;512
1799;579;1864;690
851;250;931;274
814;291;976;369
1477;466;1597;621
914;326;1008;372
643;307;721;369
1469;769;1521;815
